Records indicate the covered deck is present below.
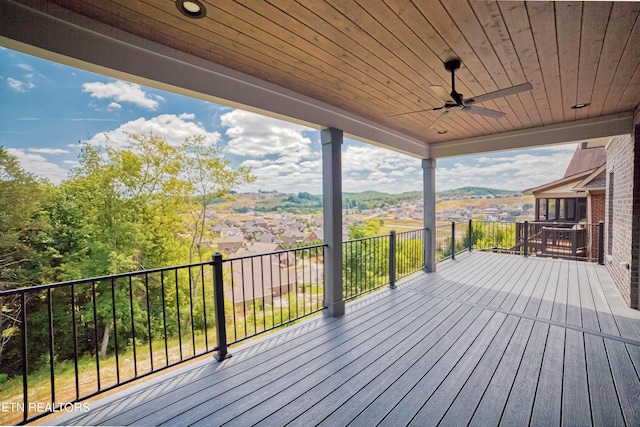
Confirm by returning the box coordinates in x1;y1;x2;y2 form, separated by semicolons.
50;251;640;426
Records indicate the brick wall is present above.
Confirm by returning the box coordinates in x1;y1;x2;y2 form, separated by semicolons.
590;193;606;224
605;134;638;308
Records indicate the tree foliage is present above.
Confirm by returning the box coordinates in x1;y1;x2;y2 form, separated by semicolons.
0;133;255;376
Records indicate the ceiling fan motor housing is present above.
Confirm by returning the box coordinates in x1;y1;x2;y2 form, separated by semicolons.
444;59;461;73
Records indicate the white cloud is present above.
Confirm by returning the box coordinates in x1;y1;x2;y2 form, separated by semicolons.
27;148;71;155
222;110;313;162
342;143;422;193
85;113;220;149
221;111;424;194
18;63;34;72
221;110;324;193
436;150;574;191
7;77;35;92
7;148;69;183
82;81;164;110
108;102;122;110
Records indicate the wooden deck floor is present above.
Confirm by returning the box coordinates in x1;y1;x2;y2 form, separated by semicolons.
51;252;640;426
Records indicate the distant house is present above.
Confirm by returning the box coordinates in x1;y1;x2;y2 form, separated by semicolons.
226;241;322;312
212;223;232;237
522;142;607;262
217;235;244;253
281;229;306;245
256;232;278;244
524;143;606;225
304;229;323;243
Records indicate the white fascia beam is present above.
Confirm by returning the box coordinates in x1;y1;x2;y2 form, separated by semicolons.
430;112;634;158
0;0;428;158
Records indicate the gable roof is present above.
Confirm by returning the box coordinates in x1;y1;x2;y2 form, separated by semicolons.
563;145;607;177
572;164;607;193
523;169;594;197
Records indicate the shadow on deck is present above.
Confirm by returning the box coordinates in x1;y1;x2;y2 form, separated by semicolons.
49;251;640;426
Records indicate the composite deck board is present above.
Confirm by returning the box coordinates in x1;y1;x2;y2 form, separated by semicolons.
550;259;569;323
370;309;500;426
190;296;443;426
283;299;466;427
487;257;537;310
536;258;563;320
523;258;556;318
604;339;640;425
561;329;591;427
499;321;550;426
585;334;625;426
578;259;601;332
468;318;535;427
530;325;566;426
498;256;546;313
409;314;521;426
565;260;583;328
51;252;640;427
212;298;460;426
592;263;640;341
130;292;436;426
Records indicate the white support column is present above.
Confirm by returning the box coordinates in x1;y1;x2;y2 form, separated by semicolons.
322;128;345;317
423;158;437;272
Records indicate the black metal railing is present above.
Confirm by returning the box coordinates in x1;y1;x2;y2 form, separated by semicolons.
342;228;426;300
0;243;325;425
224;245;325;346
434;221;468;262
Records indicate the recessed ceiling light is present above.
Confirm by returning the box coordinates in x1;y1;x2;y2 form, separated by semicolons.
437;130;448;135
176;0;207;19
570;102;591;109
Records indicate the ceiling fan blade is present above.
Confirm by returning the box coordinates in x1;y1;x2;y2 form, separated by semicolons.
463;105;506;119
388;106;444;117
465;82;533;105
428;108;459;129
430;85;456;104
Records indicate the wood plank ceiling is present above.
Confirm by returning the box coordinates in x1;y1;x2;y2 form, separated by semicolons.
5;0;640;156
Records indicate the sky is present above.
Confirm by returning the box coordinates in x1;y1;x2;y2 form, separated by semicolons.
0;47;578;195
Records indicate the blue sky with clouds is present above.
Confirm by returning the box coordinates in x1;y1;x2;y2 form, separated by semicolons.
0;47;577;194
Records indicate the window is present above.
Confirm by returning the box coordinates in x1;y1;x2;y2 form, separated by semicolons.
608;172;614;255
548;198;557;220
566;198;576;220
538;198;547;220
559;199;566;220
577;198;587;222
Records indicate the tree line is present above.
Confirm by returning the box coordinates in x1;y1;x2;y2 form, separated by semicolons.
0;133;254;377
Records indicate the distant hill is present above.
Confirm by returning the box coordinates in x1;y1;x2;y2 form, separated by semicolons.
227;187;520;213
436;187;522;199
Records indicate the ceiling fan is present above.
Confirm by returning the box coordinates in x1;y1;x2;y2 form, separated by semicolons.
390;59;533;129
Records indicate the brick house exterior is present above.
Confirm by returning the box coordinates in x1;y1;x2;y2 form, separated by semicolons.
605;132;639;309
